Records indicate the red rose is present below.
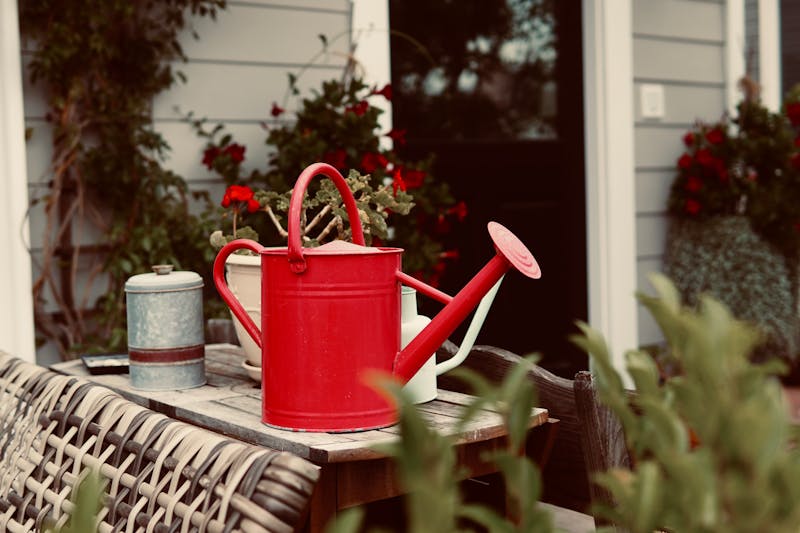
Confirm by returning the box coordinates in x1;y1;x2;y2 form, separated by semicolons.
685;198;701;215
203;146;220;169
682;132;695;147
323;149;347;170
224;143;246;163
361;152;389;173
705;127;725;145
371;83;392;101
787;102;800;126
696;148;715;167
346;101;369;117
385;128;407;146
684;175;702;192
403;168;426;189
271;102;285;117
678;153;693;169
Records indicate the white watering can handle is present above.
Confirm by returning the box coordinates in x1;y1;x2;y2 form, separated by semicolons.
435;275;504;375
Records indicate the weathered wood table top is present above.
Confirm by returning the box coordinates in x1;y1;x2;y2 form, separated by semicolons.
52;343;554;532
51;344;549;464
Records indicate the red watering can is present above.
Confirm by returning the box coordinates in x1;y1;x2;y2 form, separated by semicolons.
213;163;541;432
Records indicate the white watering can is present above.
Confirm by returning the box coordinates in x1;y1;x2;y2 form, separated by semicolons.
401;277;503;403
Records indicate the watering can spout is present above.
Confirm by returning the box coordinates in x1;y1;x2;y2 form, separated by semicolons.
394;222;541;382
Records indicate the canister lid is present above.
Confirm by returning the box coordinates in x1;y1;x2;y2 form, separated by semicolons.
125;264;203;292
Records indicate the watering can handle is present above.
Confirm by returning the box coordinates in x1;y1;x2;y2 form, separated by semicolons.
287;163;366;274
213;239;265;349
435;276;503;375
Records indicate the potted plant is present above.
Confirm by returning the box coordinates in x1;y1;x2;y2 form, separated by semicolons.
665;76;800;366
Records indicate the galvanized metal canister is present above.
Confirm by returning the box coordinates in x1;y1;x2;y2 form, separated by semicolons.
125;264;206;390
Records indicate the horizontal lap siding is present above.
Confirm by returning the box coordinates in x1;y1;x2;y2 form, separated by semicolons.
632;0;726;346
23;1;351;362
156;1;351;185
24;0;351;251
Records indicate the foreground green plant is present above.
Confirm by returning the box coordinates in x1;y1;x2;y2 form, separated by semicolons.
330;361;555;533
573;273;800;532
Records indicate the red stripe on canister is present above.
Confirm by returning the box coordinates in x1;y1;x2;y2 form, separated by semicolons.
128;345;204;364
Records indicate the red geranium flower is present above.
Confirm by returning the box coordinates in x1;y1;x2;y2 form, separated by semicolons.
685;198;701;215
371;83;392;101
786;102;800;126
403;168;426;189
246;198;260;213
682;132;695;147
392;168;407;195
224;143;246;163
221;184;255;208
705;127;725;145
271;102;285;117
202;146;220;170
346;101;369;117
678;153;693;169
385;128;407;146
361;152;389;174
449;201;468;221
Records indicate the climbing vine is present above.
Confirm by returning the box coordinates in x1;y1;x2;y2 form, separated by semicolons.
20;0;224;358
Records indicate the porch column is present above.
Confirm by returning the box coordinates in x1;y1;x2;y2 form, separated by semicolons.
0;0;36;362
582;0;637;385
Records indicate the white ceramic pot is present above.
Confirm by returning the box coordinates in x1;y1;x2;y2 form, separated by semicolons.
224;253;262;370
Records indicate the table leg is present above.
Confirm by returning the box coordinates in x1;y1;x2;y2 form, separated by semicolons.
305;465;338;533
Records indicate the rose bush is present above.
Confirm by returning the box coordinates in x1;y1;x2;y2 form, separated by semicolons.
668;80;800;259
665;78;800;365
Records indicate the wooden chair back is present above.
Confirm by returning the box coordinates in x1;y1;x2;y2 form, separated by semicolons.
0;352;319;533
436;343;592;512
437;343;631;518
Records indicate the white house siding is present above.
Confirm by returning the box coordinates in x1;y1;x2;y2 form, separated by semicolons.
155;0;353;208
632;0;727;346
23;0;352;363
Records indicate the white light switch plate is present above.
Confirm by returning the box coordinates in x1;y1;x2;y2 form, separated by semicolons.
640;84;665;119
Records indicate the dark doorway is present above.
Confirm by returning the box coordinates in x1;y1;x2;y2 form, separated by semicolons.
389;0;587;377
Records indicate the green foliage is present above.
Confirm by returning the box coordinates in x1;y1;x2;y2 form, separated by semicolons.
20;0;224;357
197;70;465;281
47;468;104;533
572;273;800;533
332;361;555;533
665;216;798;361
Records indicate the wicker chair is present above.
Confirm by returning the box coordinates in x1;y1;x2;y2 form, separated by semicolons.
0;351;319;533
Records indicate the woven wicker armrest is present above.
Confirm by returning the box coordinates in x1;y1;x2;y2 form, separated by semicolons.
0;352;320;533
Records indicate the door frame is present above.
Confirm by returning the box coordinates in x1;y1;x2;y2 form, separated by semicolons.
581;0;637;379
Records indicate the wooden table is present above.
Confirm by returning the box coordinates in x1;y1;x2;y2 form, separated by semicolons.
52;344;555;532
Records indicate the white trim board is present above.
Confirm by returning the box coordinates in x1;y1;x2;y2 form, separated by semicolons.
757;0;781;110
582;0;638;385
0;0;36;362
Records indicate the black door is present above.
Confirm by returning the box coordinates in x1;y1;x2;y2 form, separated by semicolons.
389;0;587;377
